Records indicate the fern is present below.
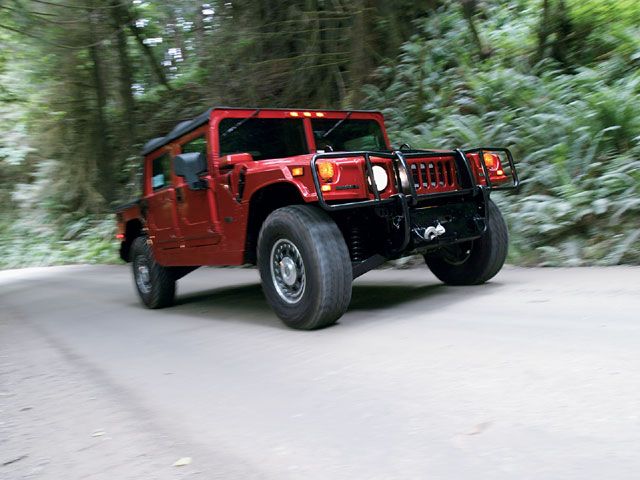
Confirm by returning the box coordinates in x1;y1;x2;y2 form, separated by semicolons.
363;1;640;266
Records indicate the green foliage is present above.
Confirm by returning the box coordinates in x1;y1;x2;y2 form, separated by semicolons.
0;212;118;270
1;0;639;268
364;0;640;265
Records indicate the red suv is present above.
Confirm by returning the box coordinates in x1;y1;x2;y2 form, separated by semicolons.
115;107;518;329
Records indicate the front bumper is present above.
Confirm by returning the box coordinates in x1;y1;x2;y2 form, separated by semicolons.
310;148;518;274
408;191;488;250
348;189;490;278
385;186;490;259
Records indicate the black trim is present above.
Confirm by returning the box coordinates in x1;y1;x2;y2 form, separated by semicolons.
463;147;520;190
236;168;247;203
142;108;213;155
310;148;518;210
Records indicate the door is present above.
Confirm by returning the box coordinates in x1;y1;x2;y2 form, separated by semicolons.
173;135;221;248
145;150;180;250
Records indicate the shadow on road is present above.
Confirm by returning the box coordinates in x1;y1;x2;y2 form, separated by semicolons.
349;284;445;310
174;281;447;320
176;283;266;310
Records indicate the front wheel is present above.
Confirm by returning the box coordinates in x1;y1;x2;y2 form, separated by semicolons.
130;237;176;308
257;205;352;330
425;199;508;285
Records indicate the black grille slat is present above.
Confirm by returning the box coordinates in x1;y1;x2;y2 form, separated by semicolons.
411;164;419;188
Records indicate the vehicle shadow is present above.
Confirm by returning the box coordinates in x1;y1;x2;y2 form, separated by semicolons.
349;284;445;310
175;283;266;311
174;281;447;324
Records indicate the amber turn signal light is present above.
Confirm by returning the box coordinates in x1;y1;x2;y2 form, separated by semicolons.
483;152;498;169
289;111;325;117
291;167;304;177
317;161;335;181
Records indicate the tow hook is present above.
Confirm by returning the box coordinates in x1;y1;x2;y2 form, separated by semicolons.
413;222;446;242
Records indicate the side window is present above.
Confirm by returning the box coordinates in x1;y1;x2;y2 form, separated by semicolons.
151;153;172;190
181;136;207;155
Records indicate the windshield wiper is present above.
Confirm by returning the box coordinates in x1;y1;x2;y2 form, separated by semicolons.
221;109;261;138
321;111;352;139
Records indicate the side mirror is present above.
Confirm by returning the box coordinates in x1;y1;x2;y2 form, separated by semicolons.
219;152;253;168
174;152;208;190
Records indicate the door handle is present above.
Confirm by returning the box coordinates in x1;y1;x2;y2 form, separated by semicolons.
175;187;184;203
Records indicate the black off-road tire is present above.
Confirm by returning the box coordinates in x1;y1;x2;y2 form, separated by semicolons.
257;205;352;330
130;236;176;309
425;199;508;285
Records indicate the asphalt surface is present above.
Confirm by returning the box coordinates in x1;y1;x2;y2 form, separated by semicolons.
1;264;639;479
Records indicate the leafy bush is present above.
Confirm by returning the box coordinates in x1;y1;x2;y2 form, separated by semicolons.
364;1;640;265
0;213;119;270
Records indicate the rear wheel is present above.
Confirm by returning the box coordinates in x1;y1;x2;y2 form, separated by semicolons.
257;205;352;330
131;237;176;308
425;199;508;285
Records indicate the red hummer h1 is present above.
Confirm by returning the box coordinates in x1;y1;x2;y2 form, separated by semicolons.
115;107;518;330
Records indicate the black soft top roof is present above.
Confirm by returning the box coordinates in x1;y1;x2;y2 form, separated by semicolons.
142;108;213;155
141;106;381;156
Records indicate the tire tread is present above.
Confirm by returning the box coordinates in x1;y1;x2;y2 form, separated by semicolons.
131;237;176;309
425;200;508;285
257;205;352;330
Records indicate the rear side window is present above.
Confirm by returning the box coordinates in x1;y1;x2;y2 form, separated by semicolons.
181;136;207;155
151;153;172;190
219;118;308;161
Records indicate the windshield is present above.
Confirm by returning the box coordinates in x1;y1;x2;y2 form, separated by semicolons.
219;118;308;160
312;119;387;152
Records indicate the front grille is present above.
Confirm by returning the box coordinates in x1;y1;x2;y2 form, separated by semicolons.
408;156;459;193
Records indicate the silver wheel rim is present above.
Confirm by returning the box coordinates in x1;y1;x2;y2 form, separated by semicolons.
270;238;306;304
135;258;152;294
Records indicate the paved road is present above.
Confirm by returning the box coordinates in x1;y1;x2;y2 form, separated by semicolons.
1;265;639;479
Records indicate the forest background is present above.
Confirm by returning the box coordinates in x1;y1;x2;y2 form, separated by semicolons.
1;0;639;269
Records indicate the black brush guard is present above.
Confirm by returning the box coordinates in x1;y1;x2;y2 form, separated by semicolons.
309;148;519;276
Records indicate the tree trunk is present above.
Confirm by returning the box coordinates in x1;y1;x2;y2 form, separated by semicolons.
551;0;572;66
348;0;376;105
88;11;114;204
535;0;551;64
534;0;573;67
460;0;491;60
110;0;136;148
123;4;172;90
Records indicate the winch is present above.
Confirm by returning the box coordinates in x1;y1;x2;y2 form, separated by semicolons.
413;222;446;242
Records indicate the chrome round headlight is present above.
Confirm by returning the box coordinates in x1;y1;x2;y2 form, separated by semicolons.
370;165;389;192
